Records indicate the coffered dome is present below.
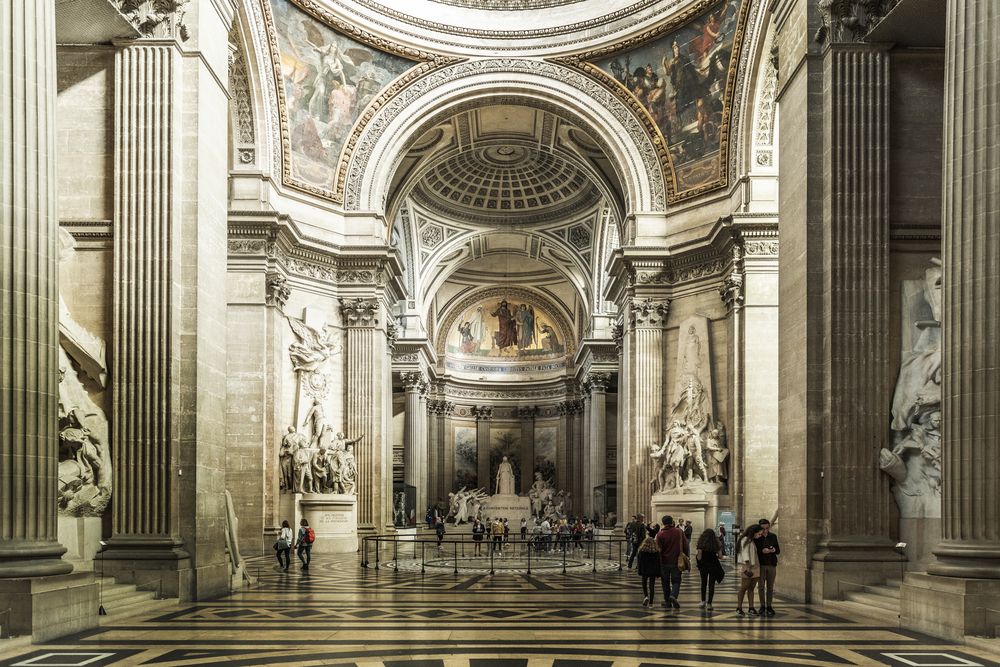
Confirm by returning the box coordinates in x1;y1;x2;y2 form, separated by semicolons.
412;145;601;224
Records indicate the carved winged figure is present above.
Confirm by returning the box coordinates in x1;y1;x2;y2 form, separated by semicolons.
286;315;341;372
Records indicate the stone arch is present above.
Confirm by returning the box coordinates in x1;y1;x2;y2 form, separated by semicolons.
343;59;668;215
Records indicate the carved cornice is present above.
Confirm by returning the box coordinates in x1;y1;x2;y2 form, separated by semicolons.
339;297;379;327
629;297;670;329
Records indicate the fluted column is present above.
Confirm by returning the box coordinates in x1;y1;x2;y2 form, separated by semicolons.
401;371;427;518
556;402;570;493
341;298;387;532
588;372;611;516
440;401;454;498
930;0;1000;580
811;43;897;565
625;298;668;520
427;400;440;509
474;406;492;491
518;407;535;494
0;0;72;578
581;388;592;515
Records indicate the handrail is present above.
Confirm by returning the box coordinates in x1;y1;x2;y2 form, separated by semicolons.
360;532;626;573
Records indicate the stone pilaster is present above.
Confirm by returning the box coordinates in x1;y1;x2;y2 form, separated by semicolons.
473;406;492;492
901;0;1000;641
809;42;900;586
440;401;454;497
400;371;428;518
0;0;71;579
587;372;611;516
580;387;592;515
556;402;570;494
341;297;389;532
518;406;536;494
427;399;440;509
624;298;669;520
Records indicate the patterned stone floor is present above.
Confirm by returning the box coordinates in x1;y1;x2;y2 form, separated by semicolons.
1;552;998;667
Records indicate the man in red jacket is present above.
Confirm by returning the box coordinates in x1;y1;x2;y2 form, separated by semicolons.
655;515;690;609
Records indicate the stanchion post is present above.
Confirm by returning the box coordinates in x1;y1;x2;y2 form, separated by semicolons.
421;541;425;574
454;541;459;574
527;540;531;575
375;538;380;570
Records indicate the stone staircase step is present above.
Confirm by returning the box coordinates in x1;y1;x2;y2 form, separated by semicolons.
867;584;901;599
98;583;153;604
825;599;900;626
843;590;900;612
98;596;174;624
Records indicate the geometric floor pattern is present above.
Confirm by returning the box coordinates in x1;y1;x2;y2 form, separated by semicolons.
1;553;998;667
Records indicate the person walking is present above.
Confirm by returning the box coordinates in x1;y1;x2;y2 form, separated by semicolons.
295;518;314;571
683;520;694;541
435;515;446;548
754;518;780;616
736;524;764;615
636;536;661;607
626;514;645;568
718;523;728;557
520;517;528;540
275;520;293;572
695;528;723;610
655;515;690;609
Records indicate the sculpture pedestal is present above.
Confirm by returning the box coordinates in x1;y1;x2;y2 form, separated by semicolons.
58;515;103;572
651;493;722;536
480;494;532;526
298;494;358;553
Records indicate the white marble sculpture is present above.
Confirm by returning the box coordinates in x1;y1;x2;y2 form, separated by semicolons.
880;259;943;518
283;426;362;495
286;315;342;373
649;316;728;495
495;456;516;495
448;487;488;524
279;426;307;491
528;472;554;517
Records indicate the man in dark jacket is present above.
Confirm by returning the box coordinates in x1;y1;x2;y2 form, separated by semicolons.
754;518;780;615
655;515;689;609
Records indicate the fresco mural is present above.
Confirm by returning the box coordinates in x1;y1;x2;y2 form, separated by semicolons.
454;426;478;491
489;428;521;495
594;0;744;195
447;297;566;359
534;425;557;485
268;0;413;193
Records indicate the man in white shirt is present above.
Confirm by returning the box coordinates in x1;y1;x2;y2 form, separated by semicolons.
540;518;551;552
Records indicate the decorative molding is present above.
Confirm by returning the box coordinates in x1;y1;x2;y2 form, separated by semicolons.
446;385;569;401
634;258;728;286
385;320;399;351
339;297;380;327
517;406;539;419
392;352;420;363
611;322;624;354
228;24;256;168
629;297;670;329
744;239;779;256
345;59;666;212
552;0;754;204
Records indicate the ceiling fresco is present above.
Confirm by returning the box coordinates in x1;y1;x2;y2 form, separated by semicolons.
559;0;751;202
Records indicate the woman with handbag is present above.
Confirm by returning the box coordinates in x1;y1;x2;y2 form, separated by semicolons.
736;524;764;615
695;529;723;610
274;519;293;572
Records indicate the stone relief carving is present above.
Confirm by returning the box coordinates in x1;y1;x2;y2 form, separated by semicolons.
57;230;112;517
447;487;489;524
265;273;290;309
650;316;729;495
115;0;190;41
287;315;341;375
228;24;257;166
283;425;362;495
879;259;942;518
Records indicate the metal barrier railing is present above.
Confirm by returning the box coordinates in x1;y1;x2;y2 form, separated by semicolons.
361;532;626;575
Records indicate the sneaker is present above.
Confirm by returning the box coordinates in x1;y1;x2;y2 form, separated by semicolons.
668;596;680;609
758;606;766;615
642;597;649;607
706;603;713;611
736;608;745;616
766;607;775;616
748;608;759;616
698;601;706;608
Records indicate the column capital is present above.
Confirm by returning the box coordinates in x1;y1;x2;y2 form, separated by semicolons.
585;371;612;391
814;0;896;46
339;297;379;327
265;272;290;310
472;405;493;421
611;322;624;354
115;0;191;42
517;406;538;420
629;297;670;329
400;370;427;391
719;273;745;311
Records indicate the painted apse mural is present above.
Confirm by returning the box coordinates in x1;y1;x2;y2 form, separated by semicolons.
454;426;478;490
267;0;414;194
591;0;746;199
444;295;569;379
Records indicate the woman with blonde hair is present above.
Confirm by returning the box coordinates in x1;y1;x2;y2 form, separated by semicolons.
636;536;661;607
736;524;764;615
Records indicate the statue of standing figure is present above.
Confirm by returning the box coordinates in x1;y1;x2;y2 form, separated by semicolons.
495;456;516;495
279;426;307;491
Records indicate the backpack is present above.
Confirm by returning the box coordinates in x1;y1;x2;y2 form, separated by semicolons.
304;527;316;544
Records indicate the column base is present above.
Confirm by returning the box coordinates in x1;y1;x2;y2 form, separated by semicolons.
929;540;1000;579
0;573;97;642
95;536;191;599
0;541;73;579
810;538;907;600
901;572;1000;640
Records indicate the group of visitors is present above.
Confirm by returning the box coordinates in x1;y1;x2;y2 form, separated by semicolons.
632;515;779;615
273;518;316;572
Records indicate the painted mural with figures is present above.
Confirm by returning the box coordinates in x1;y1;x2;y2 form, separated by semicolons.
267;0;414;193
594;0;745;197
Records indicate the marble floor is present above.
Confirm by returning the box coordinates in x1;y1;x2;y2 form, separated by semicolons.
1;552;998;667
